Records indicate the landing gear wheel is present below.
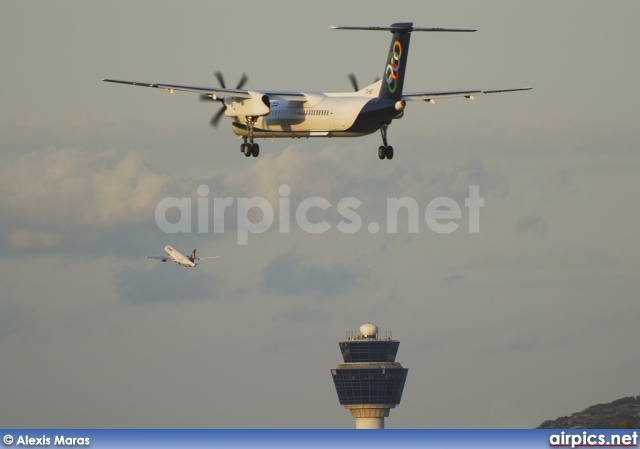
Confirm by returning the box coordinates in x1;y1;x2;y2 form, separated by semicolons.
243;144;252;157
379;125;394;160
240;143;248;153
385;145;394;160
251;143;260;157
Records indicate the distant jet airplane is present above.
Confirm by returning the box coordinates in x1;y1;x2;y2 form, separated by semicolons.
147;245;219;268
104;22;530;160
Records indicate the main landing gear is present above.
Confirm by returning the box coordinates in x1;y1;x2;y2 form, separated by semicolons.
240;116;260;157
378;124;394;160
241;141;259;157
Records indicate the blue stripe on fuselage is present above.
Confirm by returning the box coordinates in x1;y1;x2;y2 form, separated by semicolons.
344;99;401;134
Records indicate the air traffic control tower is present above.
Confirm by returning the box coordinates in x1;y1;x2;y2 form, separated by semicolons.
330;323;408;429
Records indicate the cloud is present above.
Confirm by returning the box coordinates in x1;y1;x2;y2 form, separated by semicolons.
1;147;192;248
216;145;375;203
446;274;466;285
516;212;548;233
8;228;64;249
211;143;502;202
197;146;504;243
262;247;359;296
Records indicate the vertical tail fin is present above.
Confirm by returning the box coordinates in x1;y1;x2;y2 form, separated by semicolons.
378;23;414;100
190;249;196;262
331;23;476;101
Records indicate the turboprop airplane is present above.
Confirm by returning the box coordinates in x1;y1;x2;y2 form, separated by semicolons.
104;22;530;160
146;245;219;268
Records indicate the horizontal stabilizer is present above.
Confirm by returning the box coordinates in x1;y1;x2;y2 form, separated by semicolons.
331;23;476;33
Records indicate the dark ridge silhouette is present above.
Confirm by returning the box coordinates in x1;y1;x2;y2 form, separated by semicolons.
538;396;640;429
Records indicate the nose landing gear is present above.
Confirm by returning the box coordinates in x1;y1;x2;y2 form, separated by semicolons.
240;116;259;157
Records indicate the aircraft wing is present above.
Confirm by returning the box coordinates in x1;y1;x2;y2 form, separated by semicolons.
146;256;169;262
403;87;531;102
103;79;307;101
195;256;221;261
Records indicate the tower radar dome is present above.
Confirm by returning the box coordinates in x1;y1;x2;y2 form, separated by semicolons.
360;323;378;338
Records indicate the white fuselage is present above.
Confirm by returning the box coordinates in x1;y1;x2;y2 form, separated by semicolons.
164;245;195;267
229;83;399;139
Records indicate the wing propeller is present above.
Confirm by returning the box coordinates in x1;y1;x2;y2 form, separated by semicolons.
347;73;381;92
199;71;249;128
348;73;359;92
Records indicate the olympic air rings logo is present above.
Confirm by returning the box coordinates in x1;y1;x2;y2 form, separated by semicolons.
385;41;402;93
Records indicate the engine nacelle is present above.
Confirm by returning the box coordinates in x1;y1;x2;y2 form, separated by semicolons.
224;91;271;117
395;100;406;111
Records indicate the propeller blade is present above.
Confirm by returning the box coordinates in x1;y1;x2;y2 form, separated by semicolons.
210;106;226;128
348;73;359;92
236;73;248;90
214;70;226;88
206;71;249;128
213;71;248;91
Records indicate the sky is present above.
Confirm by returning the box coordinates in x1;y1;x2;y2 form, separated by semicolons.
1;0;639;429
